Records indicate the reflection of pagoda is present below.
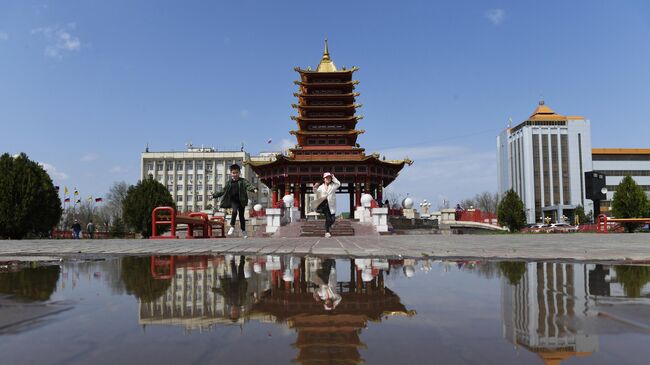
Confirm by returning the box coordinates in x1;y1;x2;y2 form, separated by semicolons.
249;41;412;216
501;262;598;364
251;258;414;365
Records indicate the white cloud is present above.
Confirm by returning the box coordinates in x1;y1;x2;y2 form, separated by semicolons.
0;31;8;41
279;138;293;152
31;23;81;59
80;153;99;162
485;9;506;25
109;166;127;174
379;145;497;209
40;163;69;181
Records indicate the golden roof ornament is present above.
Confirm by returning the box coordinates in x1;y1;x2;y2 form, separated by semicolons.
316;39;337;72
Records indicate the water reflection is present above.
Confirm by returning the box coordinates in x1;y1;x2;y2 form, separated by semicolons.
0;265;60;301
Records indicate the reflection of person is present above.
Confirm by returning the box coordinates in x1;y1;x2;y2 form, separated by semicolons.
212;164;257;239
312;173;341;238
311;259;341;311
71;220;82;239
212;255;249;321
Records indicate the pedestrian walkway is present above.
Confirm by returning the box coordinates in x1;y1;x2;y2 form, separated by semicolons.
1;234;649;262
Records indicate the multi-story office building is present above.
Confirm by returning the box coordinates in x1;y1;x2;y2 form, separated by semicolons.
140;145;274;212
497;101;593;223
592;148;650;214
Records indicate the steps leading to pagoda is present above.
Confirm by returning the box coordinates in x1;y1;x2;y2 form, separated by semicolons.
299;219;355;237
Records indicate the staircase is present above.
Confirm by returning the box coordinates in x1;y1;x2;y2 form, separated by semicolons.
300;219;355;237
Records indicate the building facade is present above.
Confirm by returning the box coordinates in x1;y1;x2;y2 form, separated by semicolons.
497;101;593;224
140;145;271;212
592;148;650;214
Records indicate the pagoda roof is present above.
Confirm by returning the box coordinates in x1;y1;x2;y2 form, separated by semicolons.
294;92;359;98
292;104;362;110
290;129;365;136
291;115;362;122
294;80;359;87
247;153;413;168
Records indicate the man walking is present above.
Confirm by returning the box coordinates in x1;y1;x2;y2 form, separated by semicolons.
86;220;95;239
212;164;257;239
71;220;82;239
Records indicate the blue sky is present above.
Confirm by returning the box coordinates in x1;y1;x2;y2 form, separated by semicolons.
1;0;649;208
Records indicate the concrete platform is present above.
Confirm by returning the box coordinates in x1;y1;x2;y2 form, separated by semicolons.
1;233;650;262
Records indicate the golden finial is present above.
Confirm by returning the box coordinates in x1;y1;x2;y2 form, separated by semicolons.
323;39;330;59
317;39;337;72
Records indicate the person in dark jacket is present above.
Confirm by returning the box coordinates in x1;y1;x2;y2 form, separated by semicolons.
71;220;82;239
212;164;257;238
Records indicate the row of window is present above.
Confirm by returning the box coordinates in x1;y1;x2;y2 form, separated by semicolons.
309;100;345;106
596;170;650;176
167;184;221;192
306;139;349;145
146;160;242;171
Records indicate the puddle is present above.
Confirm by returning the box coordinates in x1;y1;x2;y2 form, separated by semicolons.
1;255;649;364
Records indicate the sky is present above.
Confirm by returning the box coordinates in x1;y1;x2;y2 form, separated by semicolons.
1;0;649;209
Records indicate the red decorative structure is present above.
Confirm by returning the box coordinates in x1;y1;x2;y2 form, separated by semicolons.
151;206;225;239
597;214;650;233
457;209;498;225
249;41;412;218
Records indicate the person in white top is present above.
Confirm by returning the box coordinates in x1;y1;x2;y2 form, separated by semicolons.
312;172;341;238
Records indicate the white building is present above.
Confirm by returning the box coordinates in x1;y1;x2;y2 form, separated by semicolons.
497;101;593;224
592;148;650;213
141;145;274;212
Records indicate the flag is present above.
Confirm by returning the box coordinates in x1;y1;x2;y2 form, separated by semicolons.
74;188;79;196
64;186;69;195
75;199;81;204
267;138;272;144
95;197;103;202
87;196;93;202
64;198;70;203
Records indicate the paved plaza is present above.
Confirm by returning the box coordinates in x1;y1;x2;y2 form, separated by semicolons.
1;233;649;262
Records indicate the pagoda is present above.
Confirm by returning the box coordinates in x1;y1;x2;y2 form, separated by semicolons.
249;41;412;216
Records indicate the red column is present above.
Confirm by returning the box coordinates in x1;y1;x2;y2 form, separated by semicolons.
294;181;300;208
377;183;383;202
271;187;278;207
355;178;361;208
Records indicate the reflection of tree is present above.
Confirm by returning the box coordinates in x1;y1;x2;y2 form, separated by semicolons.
498;262;527;285
121;257;171;303
0;265;60;301
614;265;650;298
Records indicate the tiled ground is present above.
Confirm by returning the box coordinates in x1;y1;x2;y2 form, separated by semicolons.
1;233;649;262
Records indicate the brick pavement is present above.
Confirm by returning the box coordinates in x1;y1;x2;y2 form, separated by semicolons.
1;233;649;262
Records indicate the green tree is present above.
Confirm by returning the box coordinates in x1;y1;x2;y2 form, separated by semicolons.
498;262;527;285
109;215;127;238
497;189;527;232
575;205;590;225
0;153;63;239
121;256;171;302
611;176;649;233
614;265;650;298
122;177;175;238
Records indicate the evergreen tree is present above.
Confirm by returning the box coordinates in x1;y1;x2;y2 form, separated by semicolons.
575;205;590;225
497;189;526;232
498;262;527;285
611;176;649;233
121;257;171;302
614;265;650;298
0;153;62;239
122;177;175;238
109;215;127;238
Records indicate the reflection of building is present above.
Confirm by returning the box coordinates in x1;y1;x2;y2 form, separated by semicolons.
497;101;593;223
139;256;271;331
501;262;598;364
251;258;414;365
140;146;272;212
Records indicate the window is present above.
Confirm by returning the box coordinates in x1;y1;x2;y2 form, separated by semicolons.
187;185;193;191
187;195;193;202
177;175;183;181
207;184;213;191
177;185;183;192
176;195;183;202
196;161;203;170
157;175;163;182
217;184;223;191
197;174;203;181
197;184;203;190
206;174;213;181
166;161;173;171
156;162;163;171
217;173;224;181
167;185;173;192
146;162;154;171
206;162;213;170
176;162;183;171
186;161;193;170
197;195;203;202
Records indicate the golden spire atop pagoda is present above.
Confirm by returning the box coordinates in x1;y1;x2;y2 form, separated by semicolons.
317;39;337;72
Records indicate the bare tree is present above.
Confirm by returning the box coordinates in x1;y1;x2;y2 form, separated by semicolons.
384;191;403;209
105;181;129;220
458;191;500;213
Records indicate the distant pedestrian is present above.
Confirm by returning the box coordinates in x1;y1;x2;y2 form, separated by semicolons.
384;200;390;210
212;164;257;239
71;220;82;239
86;220;95;239
455;204;463;221
311;172;341;238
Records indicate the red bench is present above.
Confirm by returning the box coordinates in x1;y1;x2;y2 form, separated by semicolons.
597;214;650;233
151;207;225;239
